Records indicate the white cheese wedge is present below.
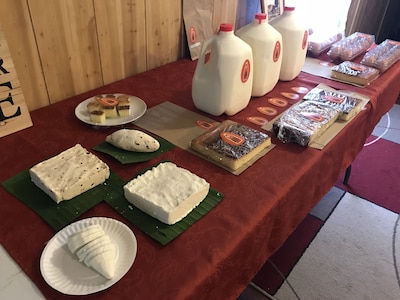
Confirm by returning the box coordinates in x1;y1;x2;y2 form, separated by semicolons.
83;243;115;266
29;144;110;203
67;224;117;280
76;235;112;262
105;129;160;152
86;247;116;280
124;162;210;225
67;224;104;253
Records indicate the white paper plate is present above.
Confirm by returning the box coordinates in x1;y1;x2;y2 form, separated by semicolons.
40;217;137;295
75;94;147;126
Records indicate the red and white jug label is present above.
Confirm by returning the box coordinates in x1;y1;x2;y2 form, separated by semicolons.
189;27;197;44
241;59;251;83
302;30;308;50
273;41;281;62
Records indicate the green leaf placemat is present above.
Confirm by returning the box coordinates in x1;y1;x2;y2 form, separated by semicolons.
106;187;223;245
105;163;224;245
2;170;125;231
92;135;175;164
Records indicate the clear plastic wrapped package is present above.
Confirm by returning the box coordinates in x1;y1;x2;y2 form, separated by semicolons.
327;32;375;61
307;31;343;56
302;87;363;120
331;61;380;86
361;39;400;73
273;101;339;146
191;120;271;171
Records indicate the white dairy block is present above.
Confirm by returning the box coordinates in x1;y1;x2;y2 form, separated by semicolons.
124;162;210;225
29;144;110;203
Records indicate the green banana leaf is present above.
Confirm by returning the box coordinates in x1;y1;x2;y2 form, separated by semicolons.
2;170;124;231
105;162;224;245
92;135;175;164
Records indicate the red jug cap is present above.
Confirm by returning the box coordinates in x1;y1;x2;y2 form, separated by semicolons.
219;23;233;32
255;13;267;24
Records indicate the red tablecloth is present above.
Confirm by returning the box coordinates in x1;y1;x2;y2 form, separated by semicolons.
1;58;399;300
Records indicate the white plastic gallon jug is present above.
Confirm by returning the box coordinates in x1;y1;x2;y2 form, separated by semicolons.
270;6;308;81
236;13;282;96
192;23;253;116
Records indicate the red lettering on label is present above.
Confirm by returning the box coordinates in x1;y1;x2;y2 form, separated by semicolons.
99;97;119;106
323;95;344;104
349;64;366;72
257;106;277;116
301;112;325;122
241;59;251;83
268;97;288;107
189;27;197;44
195;120;214;130
247;116;268;126
273;41;281;62
302;30;308;50
221;132;245;146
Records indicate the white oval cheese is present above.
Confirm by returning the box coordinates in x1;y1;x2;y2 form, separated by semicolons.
106;129;160;152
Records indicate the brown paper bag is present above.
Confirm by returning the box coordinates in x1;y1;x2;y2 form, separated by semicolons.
183;0;214;60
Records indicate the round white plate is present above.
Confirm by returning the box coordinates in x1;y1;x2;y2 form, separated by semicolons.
40;217;137;295
75;94;147;126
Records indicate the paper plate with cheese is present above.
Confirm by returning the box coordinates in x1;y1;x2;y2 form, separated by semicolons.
40;217;137;295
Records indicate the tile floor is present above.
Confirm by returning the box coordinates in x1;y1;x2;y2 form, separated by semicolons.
238;102;400;299
1;104;399;300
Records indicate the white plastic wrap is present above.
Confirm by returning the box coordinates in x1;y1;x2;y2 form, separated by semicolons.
361;39;400;73
307;32;343;56
302;87;363;120
273;101;339;146
327;32;375;61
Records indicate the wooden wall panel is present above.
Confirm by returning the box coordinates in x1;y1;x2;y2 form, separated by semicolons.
0;0;241;111
28;0;103;103
146;0;183;70
212;0;239;31
94;0;147;85
0;0;49;111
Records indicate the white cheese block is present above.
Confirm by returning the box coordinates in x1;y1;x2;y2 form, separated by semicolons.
124;162;210;225
29;144;110;203
105;129;160;152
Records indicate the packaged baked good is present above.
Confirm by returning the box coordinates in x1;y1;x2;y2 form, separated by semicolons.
191;120;271;171
273;101;339;146
327;32;375;61
361;39;400;73
302;87;363;121
307;31;343;56
331;61;380;86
